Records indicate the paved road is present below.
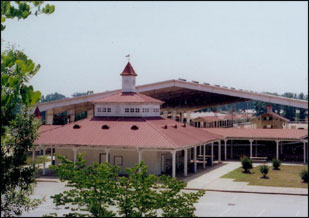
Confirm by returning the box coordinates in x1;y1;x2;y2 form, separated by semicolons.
23;182;308;217
195;191;308;217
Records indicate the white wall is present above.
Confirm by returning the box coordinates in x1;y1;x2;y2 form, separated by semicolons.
94;103;160;117
54;148;163;175
122;76;136;93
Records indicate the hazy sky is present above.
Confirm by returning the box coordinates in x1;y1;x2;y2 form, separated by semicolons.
2;1;308;97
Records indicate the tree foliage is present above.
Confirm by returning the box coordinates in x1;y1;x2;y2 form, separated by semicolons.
1;1;55;216
71;90;94;98
41;92;67;103
47;154;204;217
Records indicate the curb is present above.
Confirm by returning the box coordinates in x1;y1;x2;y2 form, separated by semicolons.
36;179;60;183
184;188;308;196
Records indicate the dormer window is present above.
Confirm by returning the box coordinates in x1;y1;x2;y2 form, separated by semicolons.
97;108;101;112
130;108;134;113
102;125;109;130
103;108;106;112
125;108;129;113
73;124;81;129
107;108;111;112
131;125;139;130
135;108;140;113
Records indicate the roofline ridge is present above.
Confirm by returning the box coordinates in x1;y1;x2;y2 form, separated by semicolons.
144;118;178;148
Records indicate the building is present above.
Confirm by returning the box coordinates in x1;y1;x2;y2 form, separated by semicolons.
251;105;290;129
35;62;224;178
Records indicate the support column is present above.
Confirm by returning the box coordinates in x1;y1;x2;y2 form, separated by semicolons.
224;139;227;160
105;148;110;163
303;141;306;164
87;108;94;118
163;111;168;118
171;150;176;178
211;142;214;166
50;148;54;165
193;146;197;173
42;148;46;175
184;149;188;177
203;144;206;169
218;141;221;162
276;140;280;160
171;111;177;120
179;112;184;123
32;149;35;161
46;109;54;125
138;149;143;163
68;109;75;123
186;111;191;125
249;139;253;158
73;148;78;163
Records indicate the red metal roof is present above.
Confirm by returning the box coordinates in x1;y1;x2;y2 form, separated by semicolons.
36;117;223;149
120;62;137;76
204;128;307;140
91;92;164;104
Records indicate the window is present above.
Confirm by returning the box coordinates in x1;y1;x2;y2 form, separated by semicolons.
114;156;123;166
130;108;134;113
153;108;159;113
102;108;106;112
125;108;129;113
135;108;140;113
131;125;139;130
144;108;149;113
142;108;145;113
97;108;101;112
107;108;111;112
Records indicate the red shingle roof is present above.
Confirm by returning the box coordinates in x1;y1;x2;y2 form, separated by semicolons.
36;117;223;149
204;128;307;140
91;92;164;104
120;62;137;76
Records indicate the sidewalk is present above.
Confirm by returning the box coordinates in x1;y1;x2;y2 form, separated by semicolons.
185;161;308;196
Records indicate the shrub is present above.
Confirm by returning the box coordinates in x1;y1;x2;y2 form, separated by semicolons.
259;165;269;178
300;169;308;183
272;159;281;170
241;156;253;173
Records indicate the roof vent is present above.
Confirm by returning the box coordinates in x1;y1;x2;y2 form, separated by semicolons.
178;78;186;81
203;82;210;85
102;125;110;130
182;123;186;128
192;80;199;84
131;125;139;130
73;124;81;129
163;125;168;129
173;124;177;128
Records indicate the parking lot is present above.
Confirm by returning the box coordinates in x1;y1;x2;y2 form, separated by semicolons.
23;181;308;217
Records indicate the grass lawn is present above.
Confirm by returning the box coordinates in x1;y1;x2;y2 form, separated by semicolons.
221;165;308;188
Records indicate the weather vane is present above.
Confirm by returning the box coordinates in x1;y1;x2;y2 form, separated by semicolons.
125;54;130;62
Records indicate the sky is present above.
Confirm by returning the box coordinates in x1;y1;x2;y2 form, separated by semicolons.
2;1;308;97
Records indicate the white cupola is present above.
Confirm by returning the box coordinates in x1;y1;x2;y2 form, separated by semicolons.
121;62;137;93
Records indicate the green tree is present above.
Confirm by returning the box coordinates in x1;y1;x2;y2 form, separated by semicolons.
1;1;55;216
47;154;204;217
71;90;94;97
41;92;67;103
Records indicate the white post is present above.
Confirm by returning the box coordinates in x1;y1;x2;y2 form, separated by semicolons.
32;149;35;161
218;141;221;162
163;111;168;118
249;139;253;158
303;141;306;164
193;146;197;173
186;111;191;125
105;148;110;163
184;149;188;177
255;143;258;157
211;142;214;166
276;140;280;160
73;148;77;163
203;144;206;169
50;148;53;165
224;139;227;160
171;111;177;120
42;148;46;175
171;150;176;178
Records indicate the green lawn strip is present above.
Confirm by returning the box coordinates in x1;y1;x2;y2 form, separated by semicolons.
221;165;308;189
